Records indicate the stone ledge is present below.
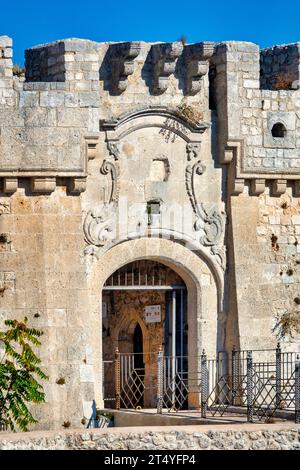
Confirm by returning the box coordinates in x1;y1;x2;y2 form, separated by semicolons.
0;423;299;450
0;177;87;195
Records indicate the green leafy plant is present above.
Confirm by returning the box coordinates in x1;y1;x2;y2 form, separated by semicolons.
0;317;48;431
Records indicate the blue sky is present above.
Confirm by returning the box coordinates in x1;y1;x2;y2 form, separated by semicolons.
2;0;300;64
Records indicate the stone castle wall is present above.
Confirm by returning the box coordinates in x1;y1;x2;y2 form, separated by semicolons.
0;35;300;429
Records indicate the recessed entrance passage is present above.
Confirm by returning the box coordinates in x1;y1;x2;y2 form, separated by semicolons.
102;260;188;409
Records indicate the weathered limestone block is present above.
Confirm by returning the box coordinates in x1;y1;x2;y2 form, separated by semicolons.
151;42;183;93
0;36;13;79
108;42;141;94
0;425;300;450
272;179;287;196
68;177;87;194
250;179;266;195
184;42;215;95
30;177;56;193
3;178;18;193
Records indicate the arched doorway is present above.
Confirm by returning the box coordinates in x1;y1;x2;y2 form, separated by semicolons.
88;237;221;411
102;260;188;408
133;324;143;362
133;323;144;407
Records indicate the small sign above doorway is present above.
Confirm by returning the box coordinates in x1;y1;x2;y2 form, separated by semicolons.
144;305;161;323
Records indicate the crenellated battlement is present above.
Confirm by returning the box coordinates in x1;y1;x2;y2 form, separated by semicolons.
2;36;300;93
22;38;300;94
24;39;216;96
1;35;300;196
0;35;12;78
25;38;101;84
0;36;13;106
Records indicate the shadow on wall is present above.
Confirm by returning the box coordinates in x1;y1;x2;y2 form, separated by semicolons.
84;400;114;428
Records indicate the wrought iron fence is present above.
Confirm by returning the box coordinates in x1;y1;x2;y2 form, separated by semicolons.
103;348;225;411
102;345;300;423
204;346;300;423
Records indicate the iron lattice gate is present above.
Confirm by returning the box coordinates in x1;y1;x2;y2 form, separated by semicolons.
103;346;300;423
119;353;146;409
104;350;224;412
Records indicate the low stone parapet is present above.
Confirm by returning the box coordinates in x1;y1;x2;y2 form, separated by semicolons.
0;423;300;450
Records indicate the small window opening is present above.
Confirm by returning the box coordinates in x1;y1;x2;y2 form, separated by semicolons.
271;122;286;138
147;200;161;225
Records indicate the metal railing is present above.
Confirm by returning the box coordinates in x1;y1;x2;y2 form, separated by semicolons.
102;359;116;407
102;345;300;423
205;345;300;423
103;348;224;411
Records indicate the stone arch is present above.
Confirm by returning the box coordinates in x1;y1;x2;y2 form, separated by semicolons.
271;122;286;138
102;106;210;143
101;229;224;309
88;237;222;408
112;310;151;357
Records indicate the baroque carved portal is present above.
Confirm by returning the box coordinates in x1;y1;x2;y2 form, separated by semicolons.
84;107;225;270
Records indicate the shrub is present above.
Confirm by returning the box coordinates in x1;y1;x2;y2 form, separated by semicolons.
0;318;48;431
273;71;295;90
56;377;65;385
12;64;25;77
176;103;203;124
273;311;300;340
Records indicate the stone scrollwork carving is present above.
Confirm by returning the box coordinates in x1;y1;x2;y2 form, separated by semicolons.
211;246;226;271
195;204;224;247
185;160;206;215
100;159;120;204
107;141;120;161
83;205;116;249
84;156;120;253
185;159;226;269
186;142;201;161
